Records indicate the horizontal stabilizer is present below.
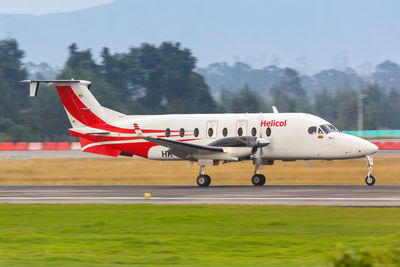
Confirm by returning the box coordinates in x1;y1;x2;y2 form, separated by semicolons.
20;80;90;97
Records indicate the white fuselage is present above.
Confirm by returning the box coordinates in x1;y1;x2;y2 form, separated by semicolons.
105;112;378;161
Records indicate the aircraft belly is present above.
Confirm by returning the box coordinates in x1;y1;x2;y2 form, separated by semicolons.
147;144;246;161
147;145;182;161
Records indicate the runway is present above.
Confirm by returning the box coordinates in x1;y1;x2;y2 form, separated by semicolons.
0;185;400;206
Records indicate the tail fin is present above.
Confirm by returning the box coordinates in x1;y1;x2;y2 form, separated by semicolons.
21;80;125;128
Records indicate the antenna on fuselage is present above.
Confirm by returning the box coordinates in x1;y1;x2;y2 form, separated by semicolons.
272;106;279;114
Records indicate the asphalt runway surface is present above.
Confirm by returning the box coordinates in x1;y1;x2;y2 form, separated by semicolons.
0;185;400;206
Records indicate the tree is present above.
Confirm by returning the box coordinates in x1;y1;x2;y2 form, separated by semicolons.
270;68;311;112
101;42;220;114
335;89;358;130
0;39;33;141
314;87;337;122
230;84;267;113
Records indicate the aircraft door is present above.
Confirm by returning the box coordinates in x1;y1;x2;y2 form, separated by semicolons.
236;120;247;136
206;120;218;139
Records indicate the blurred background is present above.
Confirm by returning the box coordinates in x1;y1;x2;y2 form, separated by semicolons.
1;0;400;142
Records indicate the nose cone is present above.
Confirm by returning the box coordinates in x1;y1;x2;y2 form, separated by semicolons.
365;141;379;155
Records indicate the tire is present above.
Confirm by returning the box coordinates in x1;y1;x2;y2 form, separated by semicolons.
252;174;266;186
259;174;266;186
197;175;211;187
365;175;375;186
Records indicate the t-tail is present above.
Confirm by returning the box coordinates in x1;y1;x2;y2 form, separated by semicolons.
21;80;130;156
21;80;126;128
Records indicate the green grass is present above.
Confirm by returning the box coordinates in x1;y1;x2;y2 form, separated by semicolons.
0;205;400;266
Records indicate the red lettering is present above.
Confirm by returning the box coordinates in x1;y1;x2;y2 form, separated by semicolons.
260;119;287;127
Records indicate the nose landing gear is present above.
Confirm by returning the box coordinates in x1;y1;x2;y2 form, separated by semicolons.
365;155;375;186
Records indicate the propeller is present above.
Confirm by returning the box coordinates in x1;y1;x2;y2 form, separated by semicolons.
251;137;270;168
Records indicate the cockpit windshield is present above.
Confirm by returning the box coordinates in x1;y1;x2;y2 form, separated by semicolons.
320;124;339;134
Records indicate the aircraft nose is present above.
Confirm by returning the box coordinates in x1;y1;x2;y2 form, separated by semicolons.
364;140;379;155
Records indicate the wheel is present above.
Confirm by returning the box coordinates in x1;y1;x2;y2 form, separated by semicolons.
365;175;375;186
252;174;266;186
197;174;211;187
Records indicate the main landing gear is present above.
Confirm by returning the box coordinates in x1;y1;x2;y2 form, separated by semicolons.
365;155;376;186
251;165;266;186
195;165;267;187
197;165;211;187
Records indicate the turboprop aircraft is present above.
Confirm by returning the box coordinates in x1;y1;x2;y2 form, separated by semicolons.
22;80;379;186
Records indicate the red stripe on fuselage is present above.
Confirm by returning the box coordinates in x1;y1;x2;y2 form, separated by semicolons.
56;87;185;136
56;86;203;158
80;134;202;158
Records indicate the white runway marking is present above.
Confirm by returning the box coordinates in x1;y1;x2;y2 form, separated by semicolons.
1;197;400;201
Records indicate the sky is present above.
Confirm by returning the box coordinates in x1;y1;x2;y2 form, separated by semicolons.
0;0;115;15
0;0;399;74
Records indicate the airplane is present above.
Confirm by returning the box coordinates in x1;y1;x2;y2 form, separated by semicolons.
21;79;379;186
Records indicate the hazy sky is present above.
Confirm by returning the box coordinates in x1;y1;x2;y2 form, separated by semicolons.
0;0;115;15
0;0;399;74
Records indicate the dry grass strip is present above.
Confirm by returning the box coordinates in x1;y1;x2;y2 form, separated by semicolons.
0;155;398;185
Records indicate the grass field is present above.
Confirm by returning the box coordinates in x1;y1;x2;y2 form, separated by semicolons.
0;155;399;185
0;204;399;266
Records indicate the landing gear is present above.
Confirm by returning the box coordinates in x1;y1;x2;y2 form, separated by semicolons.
197;165;211;187
252;174;266;186
364;155;376;186
252;165;266;186
197;175;211;187
365;175;375;186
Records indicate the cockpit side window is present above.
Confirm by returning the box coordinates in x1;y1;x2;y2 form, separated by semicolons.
320;125;331;134
318;128;324;135
308;126;317;135
328;124;339;132
320;124;339;134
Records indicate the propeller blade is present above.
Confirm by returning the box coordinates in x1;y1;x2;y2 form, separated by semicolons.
254;147;263;168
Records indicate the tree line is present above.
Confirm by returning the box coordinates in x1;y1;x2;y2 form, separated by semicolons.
0;38;399;141
220;68;400;131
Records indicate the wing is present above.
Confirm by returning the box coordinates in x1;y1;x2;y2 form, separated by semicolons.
140;135;225;159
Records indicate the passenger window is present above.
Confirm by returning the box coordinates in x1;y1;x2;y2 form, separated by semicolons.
222;128;228;137
194;128;199;137
179;128;185;137
266;127;271;137
208;128;214;137
308;126;317;135
251;127;257;136
165;128;170;137
237;127;243;136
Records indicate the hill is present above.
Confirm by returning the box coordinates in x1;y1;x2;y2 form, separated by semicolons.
1;0;399;71
197;60;400;99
